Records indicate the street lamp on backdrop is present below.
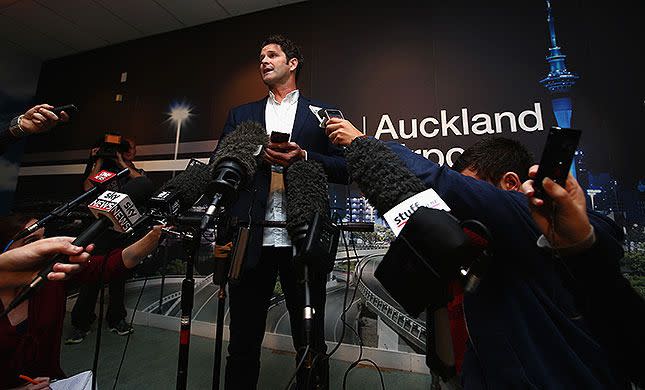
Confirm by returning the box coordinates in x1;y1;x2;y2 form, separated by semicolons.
167;101;193;161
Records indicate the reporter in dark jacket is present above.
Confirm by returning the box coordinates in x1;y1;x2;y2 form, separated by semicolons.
326;119;631;389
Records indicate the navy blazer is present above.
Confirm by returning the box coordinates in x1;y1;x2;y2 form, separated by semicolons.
210;95;348;270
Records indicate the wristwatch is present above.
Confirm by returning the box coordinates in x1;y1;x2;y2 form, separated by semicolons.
8;115;27;138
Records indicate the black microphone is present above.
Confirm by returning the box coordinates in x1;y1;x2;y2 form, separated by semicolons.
1;176;154;317
285;159;339;360
148;160;213;222
201;121;268;230
345;137;427;214
344;137;490;302
12;168;130;241
286;160;339;274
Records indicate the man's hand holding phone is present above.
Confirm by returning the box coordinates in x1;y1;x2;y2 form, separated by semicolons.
532;127;581;198
18;104;71;136
325;117;364;146
265;131;305;167
319;108;344;128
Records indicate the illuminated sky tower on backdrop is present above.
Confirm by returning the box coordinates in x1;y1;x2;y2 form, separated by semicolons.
539;0;581;179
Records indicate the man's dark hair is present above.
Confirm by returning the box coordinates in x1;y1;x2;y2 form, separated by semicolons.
452;137;534;183
261;34;304;80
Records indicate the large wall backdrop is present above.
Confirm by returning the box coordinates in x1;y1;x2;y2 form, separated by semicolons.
8;0;645;358
16;0;645;225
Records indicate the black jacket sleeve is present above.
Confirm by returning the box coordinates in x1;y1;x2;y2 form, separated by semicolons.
563;219;645;387
0;121;20;155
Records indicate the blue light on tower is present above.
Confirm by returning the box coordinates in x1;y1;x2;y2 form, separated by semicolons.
539;0;580;179
539;0;579;126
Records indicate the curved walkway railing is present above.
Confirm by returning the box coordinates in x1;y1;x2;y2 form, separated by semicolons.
356;256;427;351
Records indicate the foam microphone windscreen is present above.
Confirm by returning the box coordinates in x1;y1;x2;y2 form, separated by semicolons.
285;160;329;237
344;136;426;214
157;163;212;210
211;121;268;182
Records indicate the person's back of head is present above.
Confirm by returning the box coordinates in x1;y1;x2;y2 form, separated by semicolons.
453;137;534;191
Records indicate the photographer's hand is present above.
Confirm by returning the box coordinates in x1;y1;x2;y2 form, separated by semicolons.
521;165;593;251
91;148;104;171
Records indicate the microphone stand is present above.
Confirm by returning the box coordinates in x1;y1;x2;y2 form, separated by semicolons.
175;221;201;390
211;213;255;390
290;224;317;389
211;213;234;390
302;262;315;364
212;284;227;390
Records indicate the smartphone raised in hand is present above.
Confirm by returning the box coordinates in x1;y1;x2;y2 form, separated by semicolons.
533;126;581;199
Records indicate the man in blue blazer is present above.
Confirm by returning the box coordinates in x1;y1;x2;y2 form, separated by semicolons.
210;35;348;390
325;120;634;389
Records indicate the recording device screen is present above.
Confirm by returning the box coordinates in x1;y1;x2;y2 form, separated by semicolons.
533;126;581;198
319;108;344;128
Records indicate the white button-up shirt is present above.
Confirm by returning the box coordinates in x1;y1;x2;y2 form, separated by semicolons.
263;89;300;247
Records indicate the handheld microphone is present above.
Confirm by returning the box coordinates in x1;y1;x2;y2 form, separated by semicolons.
201;121;268;230
1;176;153;317
344;137;490;295
345;137;427;216
12;168;130;241
345;137;492;382
286;160;339;273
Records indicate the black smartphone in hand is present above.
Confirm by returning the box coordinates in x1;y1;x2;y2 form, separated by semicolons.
270;131;290;143
533;126;581;199
49;104;78;118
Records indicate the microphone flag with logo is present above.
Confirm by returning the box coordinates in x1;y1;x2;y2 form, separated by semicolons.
344;136;450;235
343;137;490;313
1;176;154;317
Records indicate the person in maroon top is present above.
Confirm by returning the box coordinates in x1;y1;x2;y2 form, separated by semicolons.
0;214;162;389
